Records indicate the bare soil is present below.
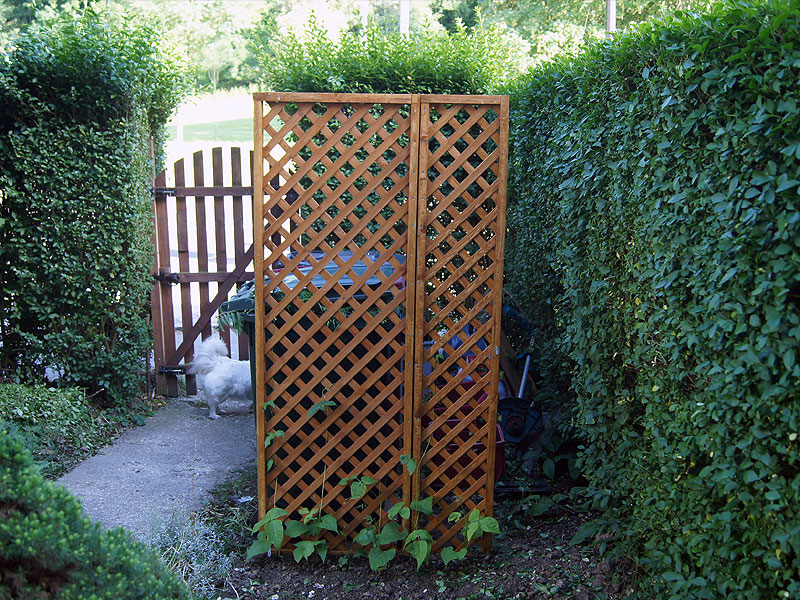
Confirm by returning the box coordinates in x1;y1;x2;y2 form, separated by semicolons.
204;470;637;600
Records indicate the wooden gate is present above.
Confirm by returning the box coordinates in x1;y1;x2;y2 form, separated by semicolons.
151;146;254;396
253;93;508;552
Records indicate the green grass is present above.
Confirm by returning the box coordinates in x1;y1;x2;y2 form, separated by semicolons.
166;117;252;142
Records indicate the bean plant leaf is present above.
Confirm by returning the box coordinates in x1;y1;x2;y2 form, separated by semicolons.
293;540;316;562
354;526;376;546
284;520;308;538
246;538;270;561
350;480;367;500
320;514;339;533
410;496;433;516
376;521;407;545
440;546;468;565
368;546;396;571
388;501;410;520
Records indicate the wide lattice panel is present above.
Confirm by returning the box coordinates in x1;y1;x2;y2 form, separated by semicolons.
253;93;419;552
253;93;508;553
411;97;509;551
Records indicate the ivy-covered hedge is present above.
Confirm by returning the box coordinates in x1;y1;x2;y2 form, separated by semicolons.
504;1;800;597
0;11;186;405
0;427;190;599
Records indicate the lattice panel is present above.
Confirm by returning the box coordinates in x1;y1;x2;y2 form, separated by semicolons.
253;93;508;555
254;94;417;552
411;97;509;551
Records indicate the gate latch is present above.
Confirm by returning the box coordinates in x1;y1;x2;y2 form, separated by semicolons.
153;269;180;285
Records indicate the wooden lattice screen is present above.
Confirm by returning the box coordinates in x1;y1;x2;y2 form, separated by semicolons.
253;92;508;553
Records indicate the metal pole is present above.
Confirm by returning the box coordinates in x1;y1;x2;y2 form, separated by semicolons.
400;0;410;34
606;0;617;34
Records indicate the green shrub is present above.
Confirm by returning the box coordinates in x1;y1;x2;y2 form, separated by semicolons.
504;1;800;597
0;9;186;406
0;427;190;599
249;15;527;94
0;383;114;478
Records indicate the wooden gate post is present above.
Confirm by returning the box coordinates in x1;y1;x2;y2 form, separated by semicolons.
151;162;180;397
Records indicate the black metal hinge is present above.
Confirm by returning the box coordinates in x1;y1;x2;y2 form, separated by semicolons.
153;269;180;285
153;187;176;198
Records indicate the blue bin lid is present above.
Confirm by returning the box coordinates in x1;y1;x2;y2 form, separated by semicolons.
220;250;406;314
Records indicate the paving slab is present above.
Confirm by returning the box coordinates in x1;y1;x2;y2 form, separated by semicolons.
57;397;256;539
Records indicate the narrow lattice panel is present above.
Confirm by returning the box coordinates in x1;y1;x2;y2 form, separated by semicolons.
411;96;509;551
253;93;419;552
253;93;508;554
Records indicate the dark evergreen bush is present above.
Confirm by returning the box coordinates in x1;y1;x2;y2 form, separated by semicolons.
504;1;800;597
0;428;190;599
0;10;186;406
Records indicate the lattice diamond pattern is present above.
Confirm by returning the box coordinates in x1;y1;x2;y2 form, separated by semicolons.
413;100;507;551
254;93;508;555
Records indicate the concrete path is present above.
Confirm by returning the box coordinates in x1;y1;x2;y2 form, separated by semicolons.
57;397;256;540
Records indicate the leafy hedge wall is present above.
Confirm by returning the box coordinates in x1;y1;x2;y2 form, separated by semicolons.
250;16;526;94
0;11;186;405
504;1;800;597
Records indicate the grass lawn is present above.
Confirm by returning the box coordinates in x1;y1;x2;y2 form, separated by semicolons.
166;117;252;142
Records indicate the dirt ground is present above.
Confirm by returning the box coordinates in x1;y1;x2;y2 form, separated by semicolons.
203;469;636;600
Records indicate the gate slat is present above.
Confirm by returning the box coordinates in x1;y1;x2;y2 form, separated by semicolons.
174;158;196;395
212;147;230;352
231;147;249;360
193;151;212;342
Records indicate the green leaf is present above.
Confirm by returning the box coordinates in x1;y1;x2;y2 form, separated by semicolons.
284;520;308;538
405;539;431;570
350;480;367;500
293;540;316;562
316;541;328;563
783;349;795;370
376;521;407;545
479;516;500;534
543;458;555;479
265;519;284;549
265;508;289;520
308;399;337;418
400;454;417;475
368;546;396;571
388;501;408;520
410;496;433;516
320;514;339;533
440;546;467;565
246;538;270;560
354;526;376;546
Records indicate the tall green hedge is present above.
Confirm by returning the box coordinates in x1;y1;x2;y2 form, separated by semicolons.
0;10;186;405
504;1;800;597
250;16;526;94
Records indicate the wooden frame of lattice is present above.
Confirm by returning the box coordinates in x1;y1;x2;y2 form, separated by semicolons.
253;92;508;554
